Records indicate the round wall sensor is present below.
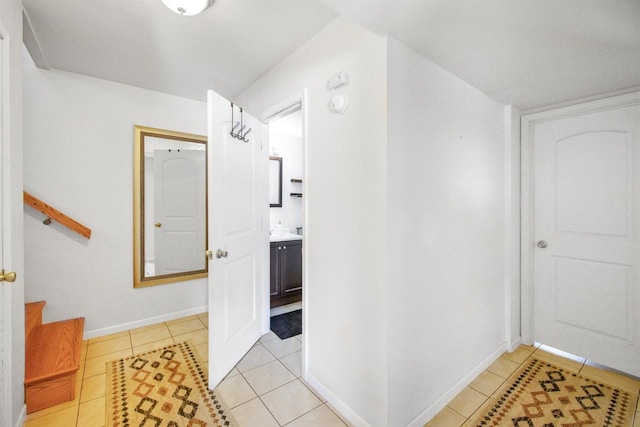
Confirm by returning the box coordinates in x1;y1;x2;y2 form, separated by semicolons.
329;94;348;114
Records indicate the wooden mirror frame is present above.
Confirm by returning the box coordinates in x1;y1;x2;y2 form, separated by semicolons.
133;125;208;288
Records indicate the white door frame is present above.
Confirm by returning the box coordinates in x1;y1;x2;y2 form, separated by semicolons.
260;89;308;375
520;91;640;345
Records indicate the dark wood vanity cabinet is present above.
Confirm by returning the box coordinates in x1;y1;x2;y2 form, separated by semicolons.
270;240;302;307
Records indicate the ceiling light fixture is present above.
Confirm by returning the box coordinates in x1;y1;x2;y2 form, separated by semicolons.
161;0;212;16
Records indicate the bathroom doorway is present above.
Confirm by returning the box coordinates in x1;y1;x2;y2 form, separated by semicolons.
264;96;305;343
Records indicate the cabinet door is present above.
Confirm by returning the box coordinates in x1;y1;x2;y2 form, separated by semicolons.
281;242;302;295
270;244;279;298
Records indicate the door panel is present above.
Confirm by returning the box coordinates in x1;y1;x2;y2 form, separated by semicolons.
208;91;267;389
555;132;630;236
223;253;256;339
554;257;632;341
533;104;640;376
154;149;206;275
282;243;302;294
270;245;278;297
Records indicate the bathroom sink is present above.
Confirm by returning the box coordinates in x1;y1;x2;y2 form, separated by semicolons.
270;232;302;242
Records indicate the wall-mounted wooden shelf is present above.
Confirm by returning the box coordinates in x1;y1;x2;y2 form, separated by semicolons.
23;191;92;239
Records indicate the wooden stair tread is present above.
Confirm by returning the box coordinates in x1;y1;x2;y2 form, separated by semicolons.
25;317;85;385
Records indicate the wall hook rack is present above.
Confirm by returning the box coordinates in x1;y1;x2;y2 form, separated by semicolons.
229;102;252;142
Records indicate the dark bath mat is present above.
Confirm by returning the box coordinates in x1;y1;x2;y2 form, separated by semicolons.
270;309;302;340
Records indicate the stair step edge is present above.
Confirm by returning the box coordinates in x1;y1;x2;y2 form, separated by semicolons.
25;317;85;383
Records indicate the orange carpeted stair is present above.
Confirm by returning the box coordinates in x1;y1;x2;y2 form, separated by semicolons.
25;301;85;414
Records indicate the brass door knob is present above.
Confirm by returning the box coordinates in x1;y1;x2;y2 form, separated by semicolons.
155;222;162;228
0;270;17;283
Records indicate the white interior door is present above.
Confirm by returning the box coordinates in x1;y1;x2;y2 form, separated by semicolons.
0;30;21;426
533;103;640;376
0;33;8;426
154;149;206;275
207;90;268;388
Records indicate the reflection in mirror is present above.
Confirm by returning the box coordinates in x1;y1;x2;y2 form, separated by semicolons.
269;156;282;207
133;125;208;288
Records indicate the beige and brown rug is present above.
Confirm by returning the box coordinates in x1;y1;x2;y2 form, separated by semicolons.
107;341;235;426
470;358;636;427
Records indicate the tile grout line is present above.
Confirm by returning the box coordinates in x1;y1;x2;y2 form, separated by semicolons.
280;400;326;426
255;393;283;426
457;348;537;425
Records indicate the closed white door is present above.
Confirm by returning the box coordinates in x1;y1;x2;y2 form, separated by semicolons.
207;90;268;388
154;149;206;275
533;103;640;376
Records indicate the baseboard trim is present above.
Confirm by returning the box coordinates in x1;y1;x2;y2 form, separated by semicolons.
508;336;522;352
15;404;26;427
406;342;507;427
83;305;208;339
270;302;302;317
305;371;371;427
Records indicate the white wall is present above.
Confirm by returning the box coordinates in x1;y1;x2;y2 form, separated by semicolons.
237;17;389;426
269;133;303;233
386;38;507;426
23;60;208;336
0;1;26;425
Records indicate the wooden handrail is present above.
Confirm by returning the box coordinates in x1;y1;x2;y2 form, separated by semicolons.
23;191;92;239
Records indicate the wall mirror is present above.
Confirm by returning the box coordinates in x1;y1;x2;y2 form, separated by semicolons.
269;156;283;207
133;125;208;288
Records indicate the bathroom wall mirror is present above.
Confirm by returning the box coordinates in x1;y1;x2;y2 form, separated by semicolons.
269;156;283;207
133;125;208;288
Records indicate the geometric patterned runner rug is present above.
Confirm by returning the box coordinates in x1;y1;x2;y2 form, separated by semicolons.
106;341;236;426
469;358;636;427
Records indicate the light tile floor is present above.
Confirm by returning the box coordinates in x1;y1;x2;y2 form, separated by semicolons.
23;312;348;427
425;343;640;427
22;315;640;427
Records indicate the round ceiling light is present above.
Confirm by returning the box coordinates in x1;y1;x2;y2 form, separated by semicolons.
161;0;212;16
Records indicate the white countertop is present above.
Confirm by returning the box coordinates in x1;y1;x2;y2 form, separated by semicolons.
270;233;303;242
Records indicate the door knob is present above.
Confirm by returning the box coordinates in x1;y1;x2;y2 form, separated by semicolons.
205;250;213;260
0;270;17;283
155;222;162;228
216;249;229;259
537;240;548;249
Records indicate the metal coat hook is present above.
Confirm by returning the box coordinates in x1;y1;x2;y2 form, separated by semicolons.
229;102;252;142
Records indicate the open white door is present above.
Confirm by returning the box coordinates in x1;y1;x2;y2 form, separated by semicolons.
154;149;206;275
0;28;23;426
0;34;8;423
207;90;268;388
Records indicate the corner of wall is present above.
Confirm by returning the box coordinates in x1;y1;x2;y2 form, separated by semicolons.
503;105;522;349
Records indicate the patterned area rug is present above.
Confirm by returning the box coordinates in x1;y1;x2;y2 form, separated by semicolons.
106;341;235;426
469;358;635;427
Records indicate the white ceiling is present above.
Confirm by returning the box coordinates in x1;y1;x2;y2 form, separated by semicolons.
22;0;338;102
323;0;640;110
23;0;640;110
